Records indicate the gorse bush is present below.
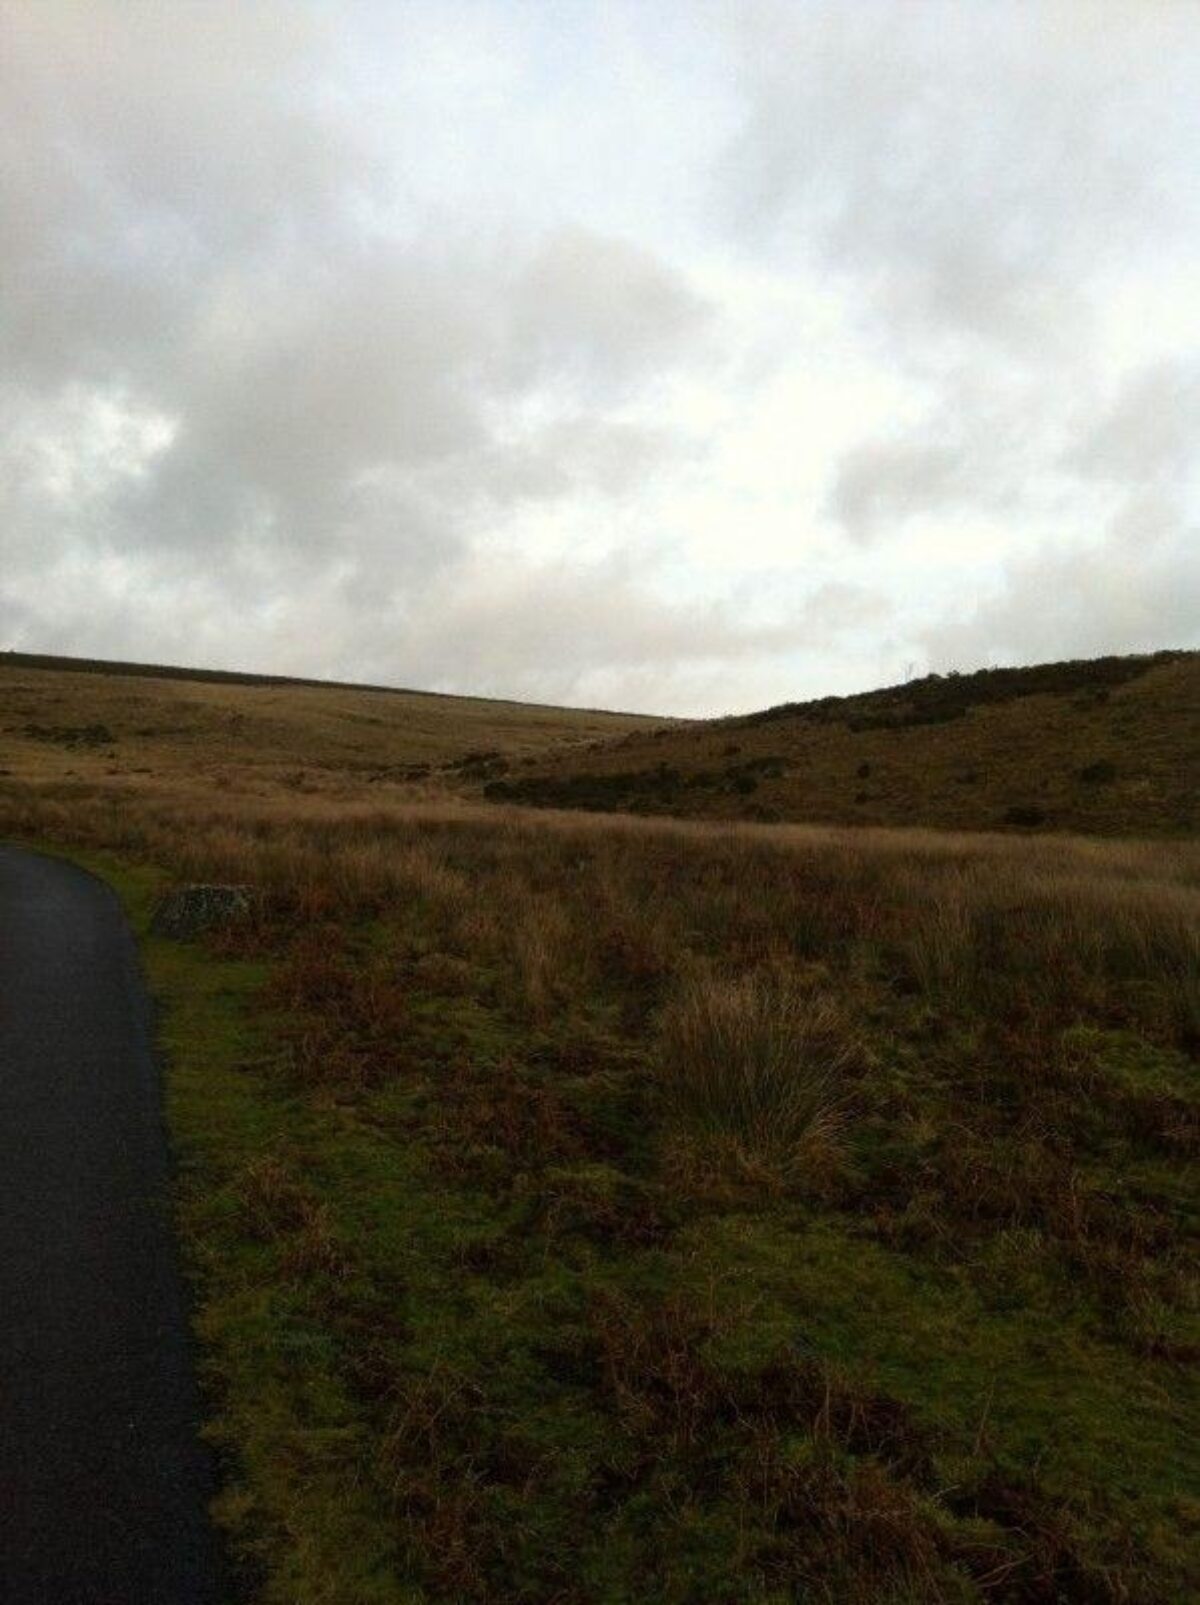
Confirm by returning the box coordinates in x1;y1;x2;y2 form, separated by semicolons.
658;973;856;1183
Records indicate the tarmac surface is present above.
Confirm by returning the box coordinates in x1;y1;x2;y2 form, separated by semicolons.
0;846;224;1603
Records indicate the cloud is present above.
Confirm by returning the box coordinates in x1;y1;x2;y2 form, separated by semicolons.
827;440;964;545
501;227;712;396
923;494;1200;671
2;1;1198;714
0;2;764;709
821;362;1055;544
721;0;1199;354
325;557;885;714
713;1;1200;673
1068;358;1200;489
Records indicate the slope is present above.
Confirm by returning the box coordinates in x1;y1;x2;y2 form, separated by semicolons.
0;652;668;804
483;651;1199;836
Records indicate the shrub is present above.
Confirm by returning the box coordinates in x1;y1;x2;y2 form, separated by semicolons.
1003;804;1046;828
657;973;856;1182
1078;759;1118;785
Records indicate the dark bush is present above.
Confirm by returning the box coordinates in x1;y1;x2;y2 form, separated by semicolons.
733;651;1182;733
1078;760;1117;785
1003;805;1046;828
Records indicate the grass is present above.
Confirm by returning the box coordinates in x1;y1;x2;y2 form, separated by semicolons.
1;652;1197;1600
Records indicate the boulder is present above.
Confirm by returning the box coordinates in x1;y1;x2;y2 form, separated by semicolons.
151;883;256;939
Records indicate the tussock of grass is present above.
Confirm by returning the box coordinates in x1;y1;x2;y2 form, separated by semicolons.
658;973;855;1185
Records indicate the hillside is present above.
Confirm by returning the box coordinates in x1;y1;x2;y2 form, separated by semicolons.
0;652;666;801
484;651;1200;836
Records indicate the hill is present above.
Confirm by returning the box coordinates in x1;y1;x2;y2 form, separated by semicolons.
483;650;1200;835
6;648;1195;838
0;651;667;801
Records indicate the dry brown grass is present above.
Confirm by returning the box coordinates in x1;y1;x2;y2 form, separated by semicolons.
4;762;1197;943
5;763;1197;1074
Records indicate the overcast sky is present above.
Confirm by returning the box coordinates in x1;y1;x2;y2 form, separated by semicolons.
2;1;1198;714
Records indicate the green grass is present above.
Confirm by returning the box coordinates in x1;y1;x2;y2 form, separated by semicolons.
31;841;1199;1603
48;851;403;1599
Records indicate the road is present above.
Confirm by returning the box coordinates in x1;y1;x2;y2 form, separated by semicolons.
0;846;225;1604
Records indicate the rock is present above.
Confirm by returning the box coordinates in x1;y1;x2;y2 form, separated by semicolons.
151;884;256;939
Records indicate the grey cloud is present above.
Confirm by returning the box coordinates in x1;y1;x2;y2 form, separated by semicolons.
501;227;712;396
827;439;964;544
0;4;357;387
923;496;1200;672
88;225;706;579
823;362;1052;543
722;1;1199;354
1;2;748;704
1069;358;1200;488
465;417;694;507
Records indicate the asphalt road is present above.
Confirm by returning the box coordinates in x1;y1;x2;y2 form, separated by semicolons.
0;846;225;1604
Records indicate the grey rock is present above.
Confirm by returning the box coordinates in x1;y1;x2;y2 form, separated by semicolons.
151;884;256;939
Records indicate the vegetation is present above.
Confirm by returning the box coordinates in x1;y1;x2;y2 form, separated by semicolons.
738;651;1185;730
485;651;1199;836
1;649;1197;1600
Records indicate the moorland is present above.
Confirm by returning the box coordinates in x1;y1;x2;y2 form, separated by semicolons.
1;649;1197;1603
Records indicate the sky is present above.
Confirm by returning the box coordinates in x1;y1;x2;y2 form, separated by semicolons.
2;1;1198;716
